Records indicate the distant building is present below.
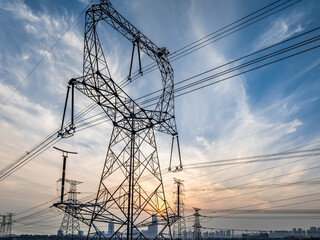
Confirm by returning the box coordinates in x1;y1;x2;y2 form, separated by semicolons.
226;230;231;238
307;226;319;238
208;232;214;239
108;222;115;236
57;230;63;237
141;214;158;239
148;214;158;239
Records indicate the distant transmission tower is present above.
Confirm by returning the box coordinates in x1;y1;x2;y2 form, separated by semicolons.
58;179;82;240
54;0;182;240
0;215;4;236
193;208;202;240
173;179;186;240
0;213;13;237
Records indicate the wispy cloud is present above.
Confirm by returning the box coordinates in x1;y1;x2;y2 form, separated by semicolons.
254;11;304;50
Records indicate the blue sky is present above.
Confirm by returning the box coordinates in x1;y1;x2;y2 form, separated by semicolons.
0;0;320;236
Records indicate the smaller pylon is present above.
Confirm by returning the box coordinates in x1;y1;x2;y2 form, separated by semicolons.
0;215;6;237
57;179;82;240
0;213;13;237
193;208;202;240
173;178;186;240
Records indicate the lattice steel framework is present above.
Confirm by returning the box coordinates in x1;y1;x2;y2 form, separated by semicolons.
173;179;186;240
0;213;13;237
193;208;202;240
58;179;82;240
55;0;180;240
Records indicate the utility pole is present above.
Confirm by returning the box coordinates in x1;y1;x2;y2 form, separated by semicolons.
53;146;77;203
57;179;82;240
173;179;186;240
193;208;202;240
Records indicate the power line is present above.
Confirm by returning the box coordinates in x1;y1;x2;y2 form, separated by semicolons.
183;147;320;168
209;198;320;219
0;102;97;180
185;194;320;220
170;0;282;55
121;0;301;87
193;175;320;205
0;1;94;111
185;153;320;201
1;10;319;182
139;29;320;106
186;160;320;205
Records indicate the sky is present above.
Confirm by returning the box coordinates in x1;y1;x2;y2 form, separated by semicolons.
0;0;320;236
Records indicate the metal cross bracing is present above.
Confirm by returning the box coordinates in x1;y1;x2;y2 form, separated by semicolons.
58;179;82;240
55;0;181;240
0;213;13;237
172;179;186;240
76;0;178;136
193;208;202;240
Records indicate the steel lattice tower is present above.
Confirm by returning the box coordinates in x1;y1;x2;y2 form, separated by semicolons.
193;208;202;240
0;215;6;237
0;213;13;237
58;179;82;240
55;0;181;240
173;179;186;240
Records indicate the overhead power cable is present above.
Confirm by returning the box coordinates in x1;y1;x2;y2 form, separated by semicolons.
14;196;60;216
177;139;320;203
0;1;93;111
0;6;316;181
138;27;320;106
184;193;320;220
186;176;320;192
1;30;319;180
183;147;320;169
0;102;97;181
195;175;320;205
119;0;301;87
185;150;320;201
170;0;283;55
184;161;320;206
74;27;320;134
1;33;319;180
206;197;320;219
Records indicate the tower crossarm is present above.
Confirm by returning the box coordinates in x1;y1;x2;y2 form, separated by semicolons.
76;0;177;135
71;74;169;133
54;199;125;227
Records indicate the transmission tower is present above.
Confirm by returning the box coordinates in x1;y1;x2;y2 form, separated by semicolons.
0;215;5;237
0;213;13;237
58;179;82;240
173;179;186;240
54;0;181;240
193;208;202;240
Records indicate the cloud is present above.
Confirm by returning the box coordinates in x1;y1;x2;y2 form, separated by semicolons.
0;0;40;22
254;11;304;50
0;0;94;218
168;1;316;214
0;0;137;225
